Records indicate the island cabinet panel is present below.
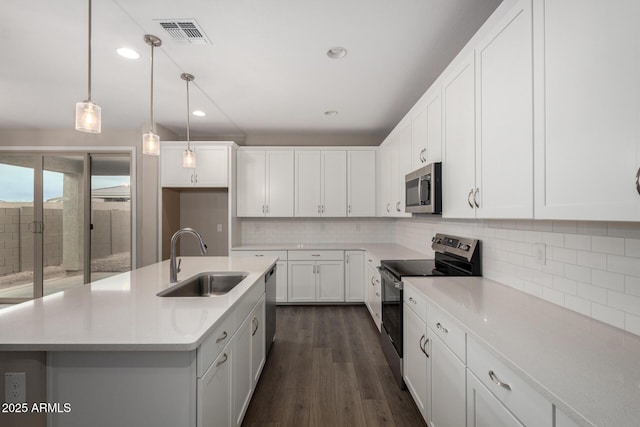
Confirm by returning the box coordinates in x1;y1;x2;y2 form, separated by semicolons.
48;351;198;427
198;347;232;427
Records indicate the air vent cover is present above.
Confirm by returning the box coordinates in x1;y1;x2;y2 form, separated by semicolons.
155;19;210;44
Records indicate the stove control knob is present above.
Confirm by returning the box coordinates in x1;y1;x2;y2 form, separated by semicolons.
458;243;470;251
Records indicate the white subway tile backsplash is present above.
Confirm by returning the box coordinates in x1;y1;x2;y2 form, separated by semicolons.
607;255;640;277
607;291;640;317
552;221;578;234
591;303;625;329
550;247;577;264
564;234;591;251
542;288;565;305
591;269;625;292
552;277;577;295
607;222;640;239
576;250;607;270
542;232;564;247
576;282;607;304
564;295;592;316
591;236;625;255
626;276;640;297
523;281;543;297
564;264;591;283
624;239;640;257
625;313;640;336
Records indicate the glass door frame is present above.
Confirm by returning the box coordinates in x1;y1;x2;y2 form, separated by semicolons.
0;146;136;304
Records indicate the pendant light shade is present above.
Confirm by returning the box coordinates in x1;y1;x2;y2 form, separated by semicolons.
142;34;162;155
75;0;101;133
181;73;196;169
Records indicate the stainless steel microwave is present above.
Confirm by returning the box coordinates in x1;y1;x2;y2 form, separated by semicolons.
405;162;442;214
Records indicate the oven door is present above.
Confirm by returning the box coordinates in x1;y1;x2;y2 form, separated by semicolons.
379;267;403;357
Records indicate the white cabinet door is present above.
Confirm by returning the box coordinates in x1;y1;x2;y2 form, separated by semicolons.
321;151;347;216
412;99;429;170
442;54;476;219
467;370;524;427
379;143;393;216
476;0;533;218
195;146;228;187
198;348;232;427
250;299;265;388
317;260;345;302
295;151;322;217
393;120;413;217
287;261;316;302
347;150;376;216
534;0;640;221
404;304;428;422
232;316;252;427
162;145;196;187
345;251;365;302
275;260;288;303
266;151;294;217
425;88;443;164
237;151;267;217
430;330;466;427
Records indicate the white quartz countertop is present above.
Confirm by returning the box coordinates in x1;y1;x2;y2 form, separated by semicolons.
232;243;429;261
405;276;640;427
0;256;277;351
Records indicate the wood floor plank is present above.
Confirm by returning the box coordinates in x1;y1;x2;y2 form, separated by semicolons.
242;305;425;427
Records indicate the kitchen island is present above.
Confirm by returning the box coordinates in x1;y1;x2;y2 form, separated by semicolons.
0;255;278;427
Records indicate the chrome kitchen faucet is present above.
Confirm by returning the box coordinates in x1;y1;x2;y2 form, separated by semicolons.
169;227;208;283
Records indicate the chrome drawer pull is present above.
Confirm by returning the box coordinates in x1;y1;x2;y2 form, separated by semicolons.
436;322;448;334
252;318;259;336
216;353;228;367
488;370;511;391
636;168;640;195
468;189;474;208
215;331;228;343
375;292;380;297
408;297;417;304
474;188;480;208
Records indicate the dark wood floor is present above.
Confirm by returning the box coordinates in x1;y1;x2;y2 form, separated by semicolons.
242;305;426;427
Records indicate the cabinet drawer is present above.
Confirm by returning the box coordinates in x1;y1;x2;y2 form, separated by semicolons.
288;250;344;261
365;252;380;269
197;312;235;377
467;337;553;427
231;250;288;261
427;301;466;362
235;280;265;327
404;283;427;323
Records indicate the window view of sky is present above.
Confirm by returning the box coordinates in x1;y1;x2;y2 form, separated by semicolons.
0;164;130;202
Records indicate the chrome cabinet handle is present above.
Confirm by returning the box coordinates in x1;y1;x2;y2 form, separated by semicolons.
468;189;474;208
346;255;350;263
195;174;198;183
419;335;429;357
262;205;265;214
370;276;375;286
396;201;401;212
375;292;380;297
322;205;325;213
419;334;425;354
636;168;640;195
474;188;480;208
386;203;390;213
312;254;320;257
216;331;228;343
191;174;194;184
216;353;228;367
348;204;351;214
436;322;448;334
255;254;264;257
488;370;511;391
317;205;321;214
408;297;417;305
266;205;269;214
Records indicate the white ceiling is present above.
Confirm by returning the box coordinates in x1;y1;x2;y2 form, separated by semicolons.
0;0;501;141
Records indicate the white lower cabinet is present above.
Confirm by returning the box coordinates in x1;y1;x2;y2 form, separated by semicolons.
275;260;288;303
345;250;365;302
467;370;523;427
429;328;466;427
287;251;345;303
198;347;232;427
250;300;266;387
365;262;381;331
403;301;429;421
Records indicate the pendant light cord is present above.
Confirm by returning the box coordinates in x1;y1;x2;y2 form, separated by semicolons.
87;0;92;102
150;43;155;133
186;78;191;151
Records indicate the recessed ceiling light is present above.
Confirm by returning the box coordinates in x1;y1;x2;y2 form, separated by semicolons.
324;110;338;116
192;110;206;117
327;47;347;59
117;47;140;59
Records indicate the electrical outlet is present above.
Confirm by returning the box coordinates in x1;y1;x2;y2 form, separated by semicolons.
535;243;546;265
5;372;26;403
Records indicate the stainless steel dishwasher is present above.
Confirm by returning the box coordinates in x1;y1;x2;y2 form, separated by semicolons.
265;265;276;355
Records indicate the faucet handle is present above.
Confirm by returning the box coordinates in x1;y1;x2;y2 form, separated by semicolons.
177;258;182;274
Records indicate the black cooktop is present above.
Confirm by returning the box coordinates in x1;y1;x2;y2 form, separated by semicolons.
380;259;437;279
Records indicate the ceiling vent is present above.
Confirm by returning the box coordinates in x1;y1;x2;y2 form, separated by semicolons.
155;19;210;45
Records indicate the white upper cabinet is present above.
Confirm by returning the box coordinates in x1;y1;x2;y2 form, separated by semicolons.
442;53;477;219
237;150;294;217
533;0;640;221
295;150;346;217
161;143;228;188
475;0;533;218
347;150;377;216
378;120;412;218
412;85;443;170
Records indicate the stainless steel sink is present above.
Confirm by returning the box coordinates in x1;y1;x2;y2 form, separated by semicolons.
157;272;248;297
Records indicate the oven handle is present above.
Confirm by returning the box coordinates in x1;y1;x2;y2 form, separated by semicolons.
377;267;404;290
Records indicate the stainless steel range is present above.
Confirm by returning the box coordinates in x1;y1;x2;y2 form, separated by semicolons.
378;233;481;388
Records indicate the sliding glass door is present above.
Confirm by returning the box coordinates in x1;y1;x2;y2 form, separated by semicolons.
0;151;133;303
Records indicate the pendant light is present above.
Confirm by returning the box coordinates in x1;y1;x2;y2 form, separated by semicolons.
75;0;101;133
142;35;162;155
181;73;196;169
